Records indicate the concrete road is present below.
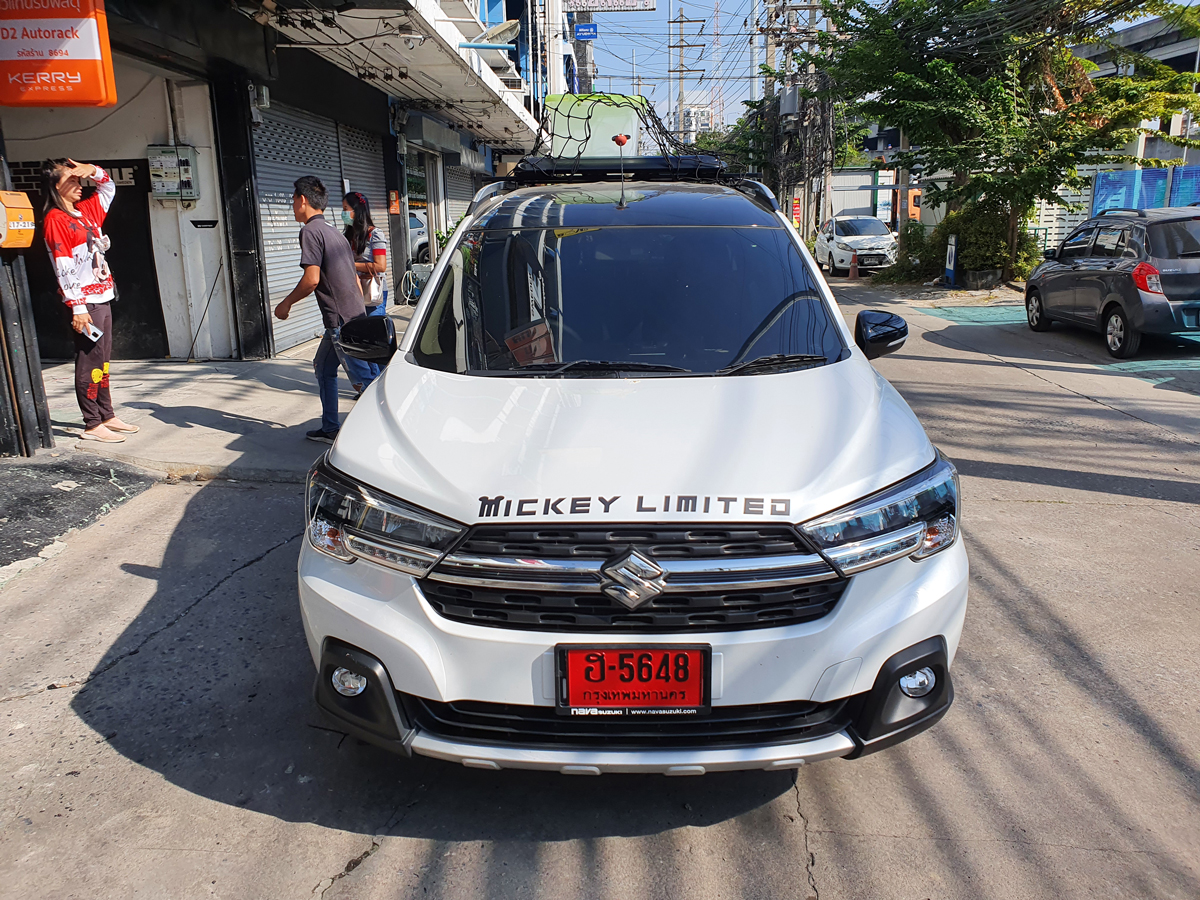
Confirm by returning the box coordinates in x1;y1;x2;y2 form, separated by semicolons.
2;282;1198;899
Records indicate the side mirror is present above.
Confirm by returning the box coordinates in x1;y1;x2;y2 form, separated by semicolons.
338;314;397;362
1043;248;1057;260
855;310;908;360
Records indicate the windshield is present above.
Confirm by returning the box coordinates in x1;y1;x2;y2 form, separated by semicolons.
411;225;847;376
1147;219;1200;259
836;218;890;237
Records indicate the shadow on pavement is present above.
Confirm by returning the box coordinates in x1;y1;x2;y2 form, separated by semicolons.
69;483;795;842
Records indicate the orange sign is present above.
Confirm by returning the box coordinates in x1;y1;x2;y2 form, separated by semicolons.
388;189;400;215
0;0;117;107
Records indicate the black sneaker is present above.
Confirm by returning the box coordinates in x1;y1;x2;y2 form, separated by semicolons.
306;428;338;444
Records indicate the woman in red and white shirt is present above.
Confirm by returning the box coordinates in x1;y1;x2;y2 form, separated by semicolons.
42;158;138;443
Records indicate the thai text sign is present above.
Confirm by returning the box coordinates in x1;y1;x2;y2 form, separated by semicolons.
565;0;655;11
0;0;117;107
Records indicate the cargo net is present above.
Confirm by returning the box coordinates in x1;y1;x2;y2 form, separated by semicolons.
527;93;736;181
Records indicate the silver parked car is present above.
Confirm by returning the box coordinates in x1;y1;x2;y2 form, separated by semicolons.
1025;207;1200;358
409;210;429;262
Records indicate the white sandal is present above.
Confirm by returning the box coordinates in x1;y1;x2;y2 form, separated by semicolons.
79;427;125;443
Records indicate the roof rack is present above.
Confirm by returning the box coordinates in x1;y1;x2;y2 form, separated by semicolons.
509;154;727;184
735;180;780;212
1097;207;1146;217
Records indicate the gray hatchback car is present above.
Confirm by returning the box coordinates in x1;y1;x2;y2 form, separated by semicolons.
1025;207;1200;357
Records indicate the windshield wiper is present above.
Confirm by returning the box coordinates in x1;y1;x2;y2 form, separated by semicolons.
715;353;827;375
1176;250;1200;257
506;359;692;376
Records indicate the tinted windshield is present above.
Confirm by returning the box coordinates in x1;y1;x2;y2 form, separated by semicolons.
1147;219;1200;258
836;218;890;237
411;225;847;376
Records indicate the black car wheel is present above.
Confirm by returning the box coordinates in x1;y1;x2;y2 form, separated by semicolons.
416;246;430;264
828;253;844;277
1104;305;1141;358
1026;290;1052;332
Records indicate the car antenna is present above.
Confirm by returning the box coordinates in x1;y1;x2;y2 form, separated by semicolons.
612;134;630;209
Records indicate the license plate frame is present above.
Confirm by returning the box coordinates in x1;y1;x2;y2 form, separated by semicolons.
555;644;712;717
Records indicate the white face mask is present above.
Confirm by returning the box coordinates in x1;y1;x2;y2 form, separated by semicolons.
342;210;353;226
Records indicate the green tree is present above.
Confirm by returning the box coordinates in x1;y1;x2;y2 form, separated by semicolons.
803;0;1200;276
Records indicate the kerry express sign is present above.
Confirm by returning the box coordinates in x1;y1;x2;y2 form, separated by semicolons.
0;0;117;107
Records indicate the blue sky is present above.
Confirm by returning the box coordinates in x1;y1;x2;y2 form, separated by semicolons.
578;4;1189;132
584;0;763;128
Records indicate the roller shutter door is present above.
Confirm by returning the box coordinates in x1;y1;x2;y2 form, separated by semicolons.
445;166;477;225
337;124;394;301
253;103;341;352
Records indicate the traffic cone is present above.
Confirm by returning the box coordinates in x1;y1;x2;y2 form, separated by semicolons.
849;251;859;279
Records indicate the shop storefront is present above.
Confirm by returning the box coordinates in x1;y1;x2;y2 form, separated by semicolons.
251;50;400;354
4;53;236;361
252;101;396;352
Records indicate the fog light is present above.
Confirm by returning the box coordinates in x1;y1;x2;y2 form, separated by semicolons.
331;667;368;697
898;667;936;698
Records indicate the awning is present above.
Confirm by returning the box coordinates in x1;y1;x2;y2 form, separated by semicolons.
252;0;542;151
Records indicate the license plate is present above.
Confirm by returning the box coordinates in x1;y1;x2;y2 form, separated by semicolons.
556;645;710;716
860;255;884;265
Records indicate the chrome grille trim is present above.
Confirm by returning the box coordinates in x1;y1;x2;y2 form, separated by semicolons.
427;551;838;593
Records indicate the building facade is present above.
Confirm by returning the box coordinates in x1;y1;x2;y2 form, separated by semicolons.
1;0;559;362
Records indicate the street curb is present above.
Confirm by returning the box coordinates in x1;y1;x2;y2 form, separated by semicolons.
74;443;310;484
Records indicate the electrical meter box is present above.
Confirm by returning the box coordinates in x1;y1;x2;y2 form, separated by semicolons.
147;145;199;200
0;191;36;249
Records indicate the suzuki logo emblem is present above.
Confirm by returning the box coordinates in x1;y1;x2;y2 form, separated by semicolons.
600;549;667;609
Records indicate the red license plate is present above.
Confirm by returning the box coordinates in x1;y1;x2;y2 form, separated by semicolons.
557;646;710;716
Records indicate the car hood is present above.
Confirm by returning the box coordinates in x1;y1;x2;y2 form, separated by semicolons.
329;355;935;526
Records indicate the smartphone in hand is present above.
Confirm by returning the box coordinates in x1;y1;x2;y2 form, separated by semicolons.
84;322;103;342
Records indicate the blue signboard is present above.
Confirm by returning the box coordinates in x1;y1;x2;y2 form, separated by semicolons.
945;234;957;287
574;23;598;40
1169;164;1200;206
1091;168;1168;214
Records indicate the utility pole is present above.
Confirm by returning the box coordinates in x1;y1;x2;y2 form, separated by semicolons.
763;0;776;97
751;0;760;102
571;11;593;93
712;0;724;128
668;5;707;141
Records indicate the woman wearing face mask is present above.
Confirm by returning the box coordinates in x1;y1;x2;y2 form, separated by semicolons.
42;158;138;443
342;191;387;391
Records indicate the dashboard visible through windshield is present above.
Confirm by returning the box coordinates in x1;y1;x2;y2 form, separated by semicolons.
411;225;847;376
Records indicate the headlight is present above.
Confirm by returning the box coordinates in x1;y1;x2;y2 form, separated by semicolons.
800;453;959;575
835;241;851;251
305;456;465;575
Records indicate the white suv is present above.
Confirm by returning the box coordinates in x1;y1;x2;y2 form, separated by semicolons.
301;170;968;775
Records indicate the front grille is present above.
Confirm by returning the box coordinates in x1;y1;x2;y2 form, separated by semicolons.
400;693;851;749
455;523;807;560
418;578;846;632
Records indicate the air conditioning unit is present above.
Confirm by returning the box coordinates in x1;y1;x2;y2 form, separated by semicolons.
501;75;525;91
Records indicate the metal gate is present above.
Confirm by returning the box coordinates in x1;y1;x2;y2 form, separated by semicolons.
253;102;341;352
337;123;394;299
445;166;477;227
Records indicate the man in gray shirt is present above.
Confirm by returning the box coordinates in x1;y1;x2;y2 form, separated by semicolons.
273;175;368;443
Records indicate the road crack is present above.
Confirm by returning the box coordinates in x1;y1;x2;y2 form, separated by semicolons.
312;793;420;897
793;774;819;900
0;532;302;704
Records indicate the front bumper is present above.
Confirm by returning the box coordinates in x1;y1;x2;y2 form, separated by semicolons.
298;535;968;773
834;248;896;270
